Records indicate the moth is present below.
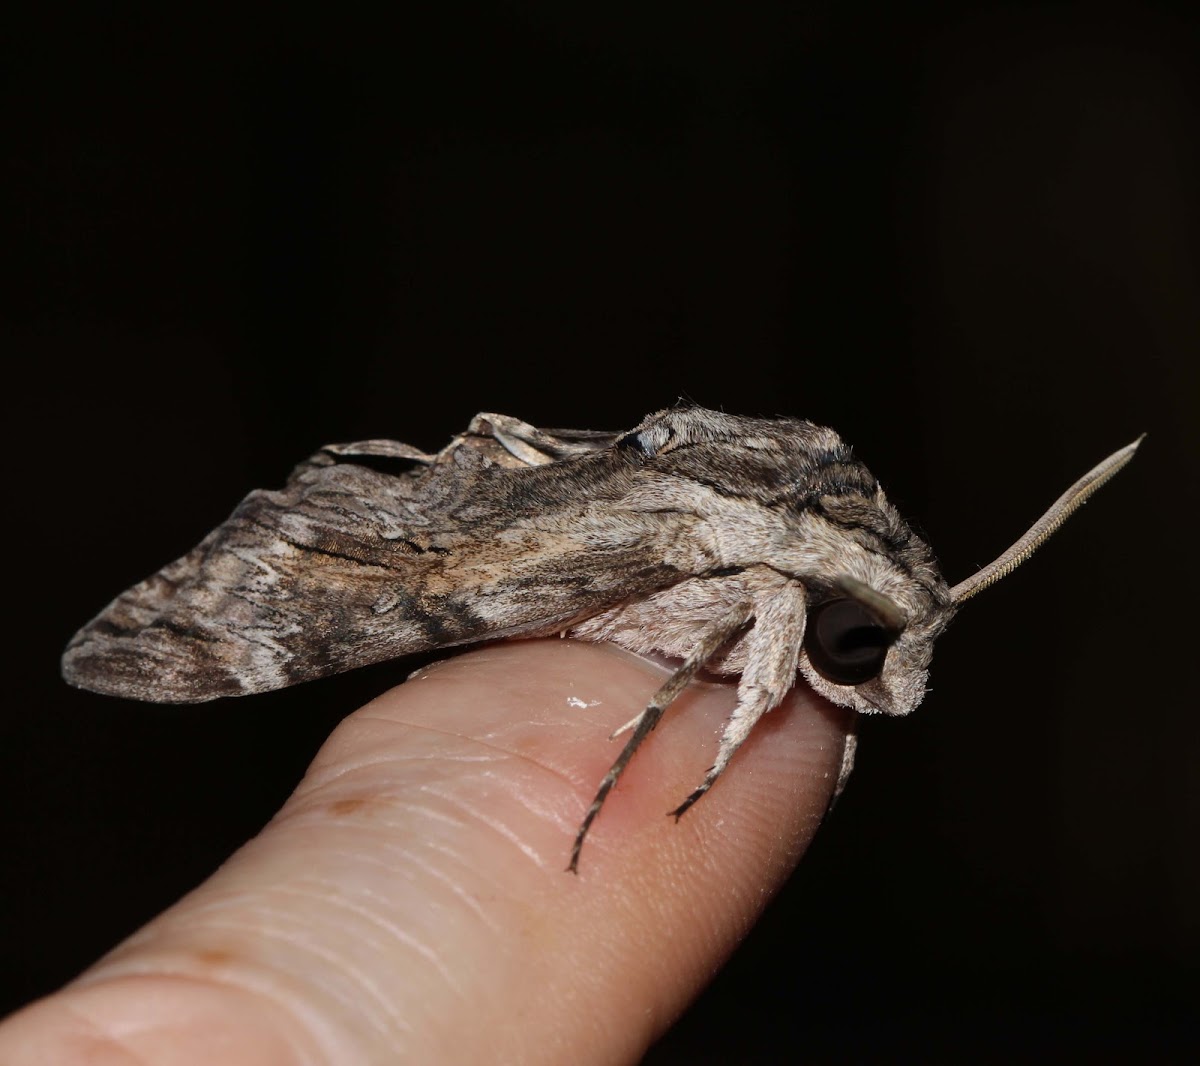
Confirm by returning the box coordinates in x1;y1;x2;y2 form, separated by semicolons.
62;406;1140;870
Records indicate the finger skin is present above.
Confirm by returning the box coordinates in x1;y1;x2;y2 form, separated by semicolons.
0;639;854;1065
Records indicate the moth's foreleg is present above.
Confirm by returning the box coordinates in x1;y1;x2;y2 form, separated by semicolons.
670;580;807;819
830;724;858;808
568;600;754;873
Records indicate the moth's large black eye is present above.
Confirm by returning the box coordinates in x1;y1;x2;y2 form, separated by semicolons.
805;598;895;686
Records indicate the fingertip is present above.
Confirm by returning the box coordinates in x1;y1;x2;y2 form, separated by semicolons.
4;639;856;1066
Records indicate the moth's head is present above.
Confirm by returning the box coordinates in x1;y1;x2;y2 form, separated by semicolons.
793;436;1142;717
797;568;950;718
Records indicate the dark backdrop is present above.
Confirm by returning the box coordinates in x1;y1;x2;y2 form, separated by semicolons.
4;4;1197;1061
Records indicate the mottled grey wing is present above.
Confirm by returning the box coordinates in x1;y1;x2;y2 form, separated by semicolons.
62;427;682;703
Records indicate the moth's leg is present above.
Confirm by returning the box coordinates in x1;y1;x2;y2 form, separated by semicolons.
818;717;859;823
670;580;807;819
568;600;754;873
831;720;858;806
465;413;610;466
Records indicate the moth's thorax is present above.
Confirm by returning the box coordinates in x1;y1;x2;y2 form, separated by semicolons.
601;409;957;717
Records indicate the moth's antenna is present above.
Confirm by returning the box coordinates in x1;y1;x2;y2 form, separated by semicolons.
949;435;1144;605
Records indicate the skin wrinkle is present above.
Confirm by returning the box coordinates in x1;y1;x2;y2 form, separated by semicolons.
481;773;585;833
361;839;502;933
55;979;321;1066
303;712;583;795
316;821;486;885
286;751;475;794
265;832;503;937
65;972;333;1065
343;817;505;895
406;839;532;912
337;748;503;765
58;996;157;1066
287;751;508;816
148;912;415;1051
289;743;592;863
266;880;465;999
334;799;473;835
285;752;507;813
200;834;509;950
416;782;551;868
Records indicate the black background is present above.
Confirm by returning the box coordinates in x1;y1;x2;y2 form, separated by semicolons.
4;4;1197;1061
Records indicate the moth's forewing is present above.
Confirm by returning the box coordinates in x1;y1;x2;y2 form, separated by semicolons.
62;438;683;702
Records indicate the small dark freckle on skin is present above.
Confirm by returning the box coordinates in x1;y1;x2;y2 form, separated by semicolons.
194;948;236;967
329;797;369;816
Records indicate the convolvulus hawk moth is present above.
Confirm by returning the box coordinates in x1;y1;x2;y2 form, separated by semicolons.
62;406;1141;870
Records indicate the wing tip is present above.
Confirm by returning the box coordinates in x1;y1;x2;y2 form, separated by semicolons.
61;627;245;704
